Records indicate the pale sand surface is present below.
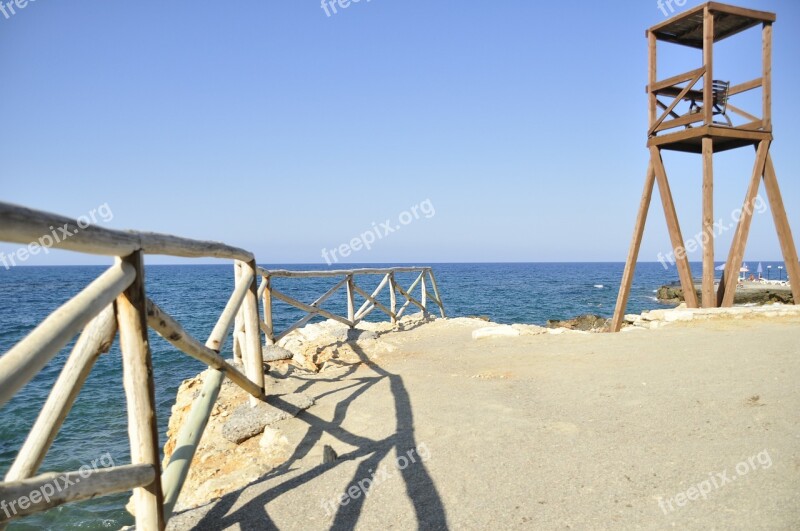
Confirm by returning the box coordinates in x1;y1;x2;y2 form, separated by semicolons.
169;315;800;530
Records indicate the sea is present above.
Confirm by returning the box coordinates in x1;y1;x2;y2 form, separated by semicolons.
0;261;788;529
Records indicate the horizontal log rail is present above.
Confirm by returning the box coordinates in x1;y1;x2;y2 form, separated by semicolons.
0;201;253;262
648;66;707;94
258;267;446;344
0;464;156;523
261;267;432;278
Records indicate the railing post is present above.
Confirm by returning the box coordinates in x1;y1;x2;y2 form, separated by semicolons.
232;262;243;363
116;252;165;531
262;275;274;345
428;268;446;318
389;273;397;325
241;260;265;406
346;274;355;326
420;271;428;316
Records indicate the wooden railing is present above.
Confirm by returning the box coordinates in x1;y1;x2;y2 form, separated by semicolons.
0;202;447;529
0;202;266;529
647;67;765;135
258;267;446;345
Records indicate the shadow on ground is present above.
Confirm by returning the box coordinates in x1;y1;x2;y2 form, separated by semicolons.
183;334;449;530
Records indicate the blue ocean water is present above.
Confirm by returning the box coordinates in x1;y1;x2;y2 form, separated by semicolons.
0;261;788;528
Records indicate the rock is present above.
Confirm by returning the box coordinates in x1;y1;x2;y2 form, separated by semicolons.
292;350;319;372
656;285;686;303
511;324;548;336
259;427;290;452
263;344;294;362
472;325;521;339
347;329;378;341
222;393;315;444
657;283;793;305
546;314;610;332
663;310;695;322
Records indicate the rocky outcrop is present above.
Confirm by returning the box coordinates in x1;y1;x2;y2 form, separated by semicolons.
622;302;800;330
657;284;793;305
472;323;548;339
221;393;315;444
546;314;610;332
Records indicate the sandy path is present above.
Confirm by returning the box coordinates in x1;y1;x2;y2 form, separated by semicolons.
169;315;800;530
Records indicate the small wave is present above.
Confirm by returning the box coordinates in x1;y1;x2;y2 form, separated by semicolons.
594;284;604;289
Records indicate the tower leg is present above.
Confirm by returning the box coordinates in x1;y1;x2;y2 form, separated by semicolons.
717;140;770;307
650;146;699;308
611;161;656;332
702;138;716;307
762;153;800;304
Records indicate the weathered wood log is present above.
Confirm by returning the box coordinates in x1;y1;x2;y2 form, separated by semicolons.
389;273;397;324
5;306;117;482
161;369;224;520
420;273;428;313
270;289;354;328
116;252;165;530
145;299;264;400
0;201;253;261
260;276;274;345
428;269;447;316
258;267;428;278
394;272;426;319
0;464;155;522
206;266;254;352
0;261;135;409
352;283;393;322
232;262;244;363
273;278;349;343
346;275;355;324
240;260;265;407
354;274;390;321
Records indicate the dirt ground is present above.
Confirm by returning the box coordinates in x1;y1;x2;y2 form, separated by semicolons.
167;313;800;530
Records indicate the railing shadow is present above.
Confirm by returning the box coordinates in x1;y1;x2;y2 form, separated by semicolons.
185;336;448;530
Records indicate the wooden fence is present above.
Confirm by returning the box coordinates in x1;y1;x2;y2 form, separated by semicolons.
257;267;446;345
0;202;266;529
0;201;446;529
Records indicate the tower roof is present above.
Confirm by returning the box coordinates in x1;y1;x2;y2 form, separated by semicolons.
648;2;775;48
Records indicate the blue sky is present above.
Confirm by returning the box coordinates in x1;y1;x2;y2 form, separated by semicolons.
1;0;798;266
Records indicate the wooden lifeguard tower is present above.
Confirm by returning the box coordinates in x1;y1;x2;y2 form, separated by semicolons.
611;2;800;332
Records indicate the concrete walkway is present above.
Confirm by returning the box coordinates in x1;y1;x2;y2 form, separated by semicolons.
169;315;800;530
